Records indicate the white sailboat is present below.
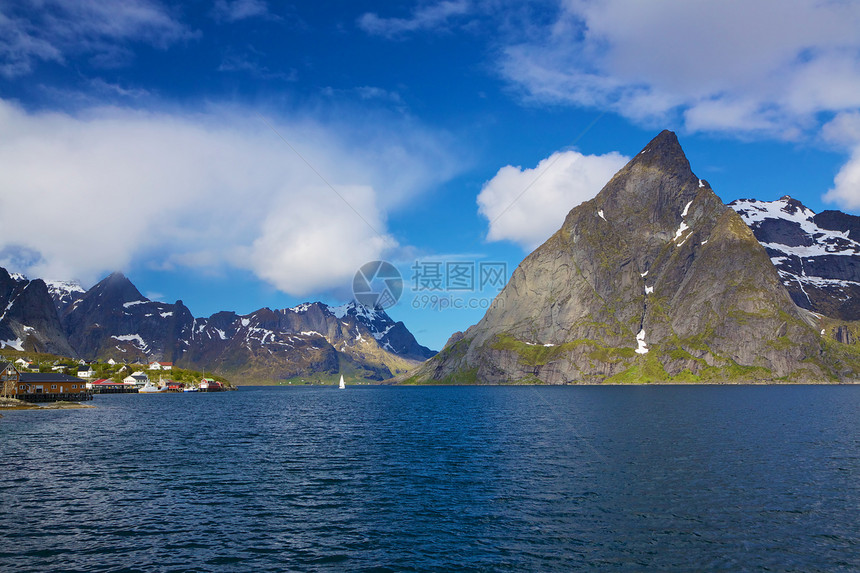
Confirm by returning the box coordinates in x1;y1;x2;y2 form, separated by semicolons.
338;375;346;389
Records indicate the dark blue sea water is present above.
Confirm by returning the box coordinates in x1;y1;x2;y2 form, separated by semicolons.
2;385;860;572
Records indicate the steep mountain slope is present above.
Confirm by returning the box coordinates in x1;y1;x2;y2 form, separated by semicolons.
0;269;75;356
731;197;860;320
408;130;833;384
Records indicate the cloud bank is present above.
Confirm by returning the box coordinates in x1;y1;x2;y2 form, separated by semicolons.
478;149;628;250
0;99;458;294
500;0;860;137
493;0;860;210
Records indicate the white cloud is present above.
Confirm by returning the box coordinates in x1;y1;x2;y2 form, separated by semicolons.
0;0;194;77
477;149;628;250
211;0;271;23
822;112;860;148
500;0;860;138
822;114;860;210
0;99;459;295
358;0;471;38
824;147;860;210
246;185;396;296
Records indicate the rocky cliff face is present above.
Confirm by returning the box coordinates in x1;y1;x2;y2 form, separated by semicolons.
409;130;837;384
0;269;75;356
731;197;860;320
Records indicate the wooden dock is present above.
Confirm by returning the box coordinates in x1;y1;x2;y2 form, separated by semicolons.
18;391;94;403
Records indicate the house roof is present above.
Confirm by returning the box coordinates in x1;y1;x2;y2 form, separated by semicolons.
20;372;85;383
76;365;92;371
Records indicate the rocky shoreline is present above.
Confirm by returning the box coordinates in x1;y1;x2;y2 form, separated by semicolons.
0;397;95;410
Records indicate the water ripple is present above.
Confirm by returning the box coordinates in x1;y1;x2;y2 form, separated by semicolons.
2;385;860;571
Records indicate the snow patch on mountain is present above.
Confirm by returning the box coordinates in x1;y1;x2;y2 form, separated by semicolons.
111;334;149;350
731;196;860;319
1;337;24;351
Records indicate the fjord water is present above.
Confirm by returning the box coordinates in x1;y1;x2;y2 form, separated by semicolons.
2;386;859;572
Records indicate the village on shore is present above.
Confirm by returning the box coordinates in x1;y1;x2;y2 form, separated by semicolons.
1;353;231;404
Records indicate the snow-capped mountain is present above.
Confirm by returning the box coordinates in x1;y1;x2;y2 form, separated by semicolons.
180;301;434;382
45;280;86;314
731;196;860;320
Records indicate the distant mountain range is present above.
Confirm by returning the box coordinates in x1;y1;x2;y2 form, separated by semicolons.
1;268;435;384
406;131;860;384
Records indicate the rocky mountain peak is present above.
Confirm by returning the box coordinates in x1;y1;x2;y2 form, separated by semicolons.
87;271;144;306
630;129;692;172
407;130;834;384
776;195;812;216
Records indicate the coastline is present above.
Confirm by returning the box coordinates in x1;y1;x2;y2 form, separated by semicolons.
0;398;95;410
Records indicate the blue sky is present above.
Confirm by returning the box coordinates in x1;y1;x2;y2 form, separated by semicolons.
2;0;860;350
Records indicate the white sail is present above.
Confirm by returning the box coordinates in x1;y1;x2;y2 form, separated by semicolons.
339;375;346;389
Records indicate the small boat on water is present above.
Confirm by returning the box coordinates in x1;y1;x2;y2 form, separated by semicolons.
139;380;165;393
338;375;346;390
183;384;199;393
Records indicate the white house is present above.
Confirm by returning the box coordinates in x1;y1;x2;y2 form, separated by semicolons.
76;365;95;378
123;371;149;387
107;358;117;365
148;361;173;371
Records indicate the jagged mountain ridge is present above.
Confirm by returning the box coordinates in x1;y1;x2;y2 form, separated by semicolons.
0;267;434;383
408;130;844;384
57;272;434;382
731;197;860;320
178;301;431;382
